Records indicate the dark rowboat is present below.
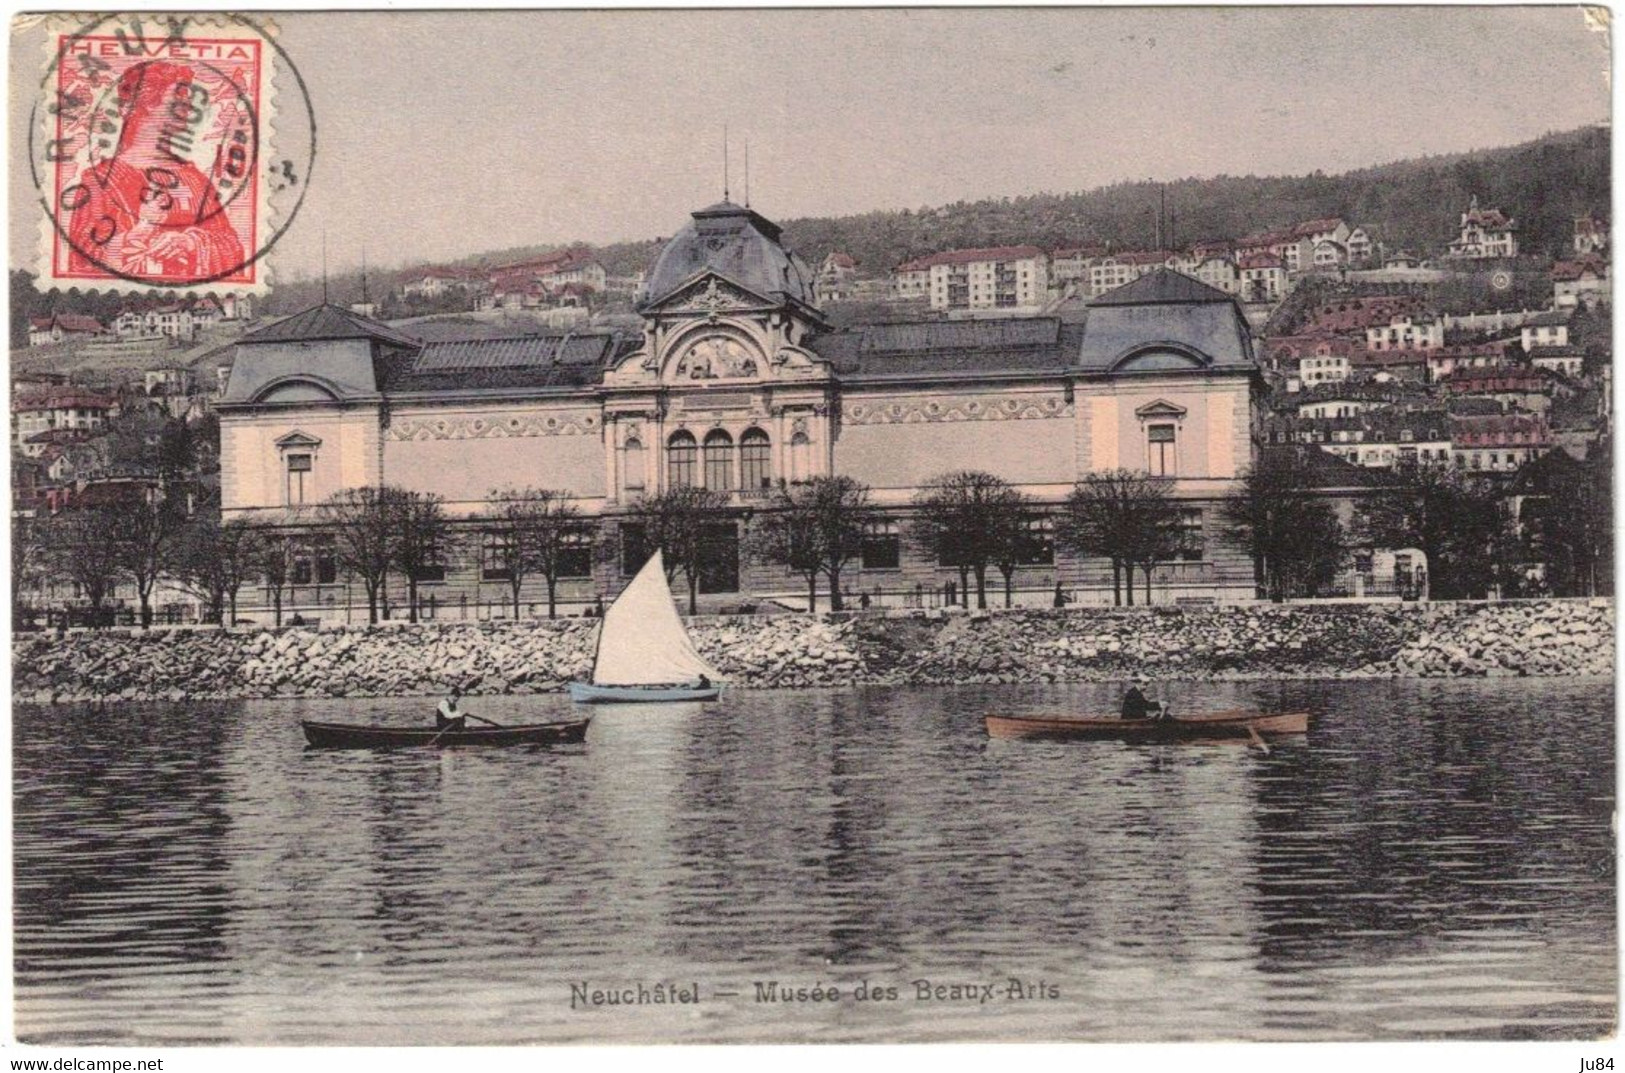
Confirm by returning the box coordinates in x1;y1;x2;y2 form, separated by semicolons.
985;710;1309;743
302;718;590;749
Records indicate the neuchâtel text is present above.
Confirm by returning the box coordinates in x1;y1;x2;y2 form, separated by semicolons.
571;982;699;1009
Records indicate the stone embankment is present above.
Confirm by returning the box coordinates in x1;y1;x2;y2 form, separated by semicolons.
12;600;1612;704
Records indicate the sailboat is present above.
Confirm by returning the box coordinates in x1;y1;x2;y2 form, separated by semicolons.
568;549;724;703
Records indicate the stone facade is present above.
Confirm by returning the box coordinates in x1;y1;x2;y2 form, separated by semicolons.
217;203;1268;622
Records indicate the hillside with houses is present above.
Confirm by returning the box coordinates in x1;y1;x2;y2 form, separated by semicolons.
10;123;1612;621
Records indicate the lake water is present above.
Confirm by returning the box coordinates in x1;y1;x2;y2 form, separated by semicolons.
12;679;1616;1045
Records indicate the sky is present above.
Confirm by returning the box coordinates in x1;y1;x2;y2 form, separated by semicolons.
9;7;1612;284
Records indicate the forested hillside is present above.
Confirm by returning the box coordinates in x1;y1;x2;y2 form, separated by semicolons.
248;123;1614;316
764;125;1610;275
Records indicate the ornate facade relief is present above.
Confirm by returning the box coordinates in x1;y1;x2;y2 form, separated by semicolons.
674;335;760;380
386;411;599;441
843;394;1074;426
662;276;761;315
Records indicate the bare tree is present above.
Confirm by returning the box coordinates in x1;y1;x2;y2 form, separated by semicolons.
1519;438;1613;597
622;486;732;615
484;491;537;618
391;490;449;623
484;487;590;619
44;504;127;626
989;491;1040;608
168;497;263;625
1123;494;1189;606
116;490;187;628
12;515;44;624
1355;459;1503;600
747;476;876;612
1058;470;1183;606
321;487;398;625
1221;448;1350;601
909;471;1026;609
257;534;292;628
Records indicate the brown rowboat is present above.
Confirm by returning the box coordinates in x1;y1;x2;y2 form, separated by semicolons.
985;709;1309;743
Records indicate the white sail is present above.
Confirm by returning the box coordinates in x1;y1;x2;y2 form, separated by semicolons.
592;549;722;686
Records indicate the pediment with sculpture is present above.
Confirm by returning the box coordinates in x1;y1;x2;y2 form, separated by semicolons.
672;334;762;382
603;269;834;389
647;273;771;318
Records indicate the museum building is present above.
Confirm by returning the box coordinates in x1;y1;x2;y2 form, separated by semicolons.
218;200;1265;620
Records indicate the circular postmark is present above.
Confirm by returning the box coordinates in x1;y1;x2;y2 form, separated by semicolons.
26;12;317;289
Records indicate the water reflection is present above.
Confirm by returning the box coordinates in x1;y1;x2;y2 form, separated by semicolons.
13;681;1615;1044
13;705;240;1042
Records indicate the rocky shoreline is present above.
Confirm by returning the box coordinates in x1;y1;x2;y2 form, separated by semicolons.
12;599;1613;704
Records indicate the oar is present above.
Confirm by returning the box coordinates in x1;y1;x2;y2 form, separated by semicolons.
429;722;458;747
1245;723;1271;756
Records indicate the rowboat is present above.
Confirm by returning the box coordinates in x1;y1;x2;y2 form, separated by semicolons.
570;548;723;705
984;710;1309;743
302;718;590;749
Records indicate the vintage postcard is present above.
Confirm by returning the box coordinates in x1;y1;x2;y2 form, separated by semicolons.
6;6;1615;1066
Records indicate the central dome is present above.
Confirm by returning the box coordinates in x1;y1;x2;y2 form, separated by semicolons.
639;201;817;311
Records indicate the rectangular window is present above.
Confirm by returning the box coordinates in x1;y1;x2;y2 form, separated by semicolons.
1178;508;1204;562
559;531;594;578
1017;517;1054;566
408;539;445;583
697;522;740;594
316;547;338;585
285;453;311;505
620;523;649;577
291;551;313;586
1147;424;1176;476
861;521;901;570
482;532;514;581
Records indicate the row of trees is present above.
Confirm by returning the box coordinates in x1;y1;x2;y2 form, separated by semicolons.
1226;444;1615;602
20;445;1610;628
18;483;608;629
752;469;1198;611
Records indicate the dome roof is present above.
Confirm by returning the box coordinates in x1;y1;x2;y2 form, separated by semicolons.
639;201;817;311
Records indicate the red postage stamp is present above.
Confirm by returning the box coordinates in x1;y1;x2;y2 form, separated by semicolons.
29;15;299;293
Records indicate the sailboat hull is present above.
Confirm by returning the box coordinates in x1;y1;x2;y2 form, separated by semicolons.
568;682;721;704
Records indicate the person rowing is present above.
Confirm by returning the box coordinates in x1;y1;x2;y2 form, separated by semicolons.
436;687;467;732
1121;681;1164;721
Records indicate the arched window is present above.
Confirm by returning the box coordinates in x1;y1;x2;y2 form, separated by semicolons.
790;430;811;482
703;430;734;491
740;428;771;491
667;431;697;488
623;436;644;492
